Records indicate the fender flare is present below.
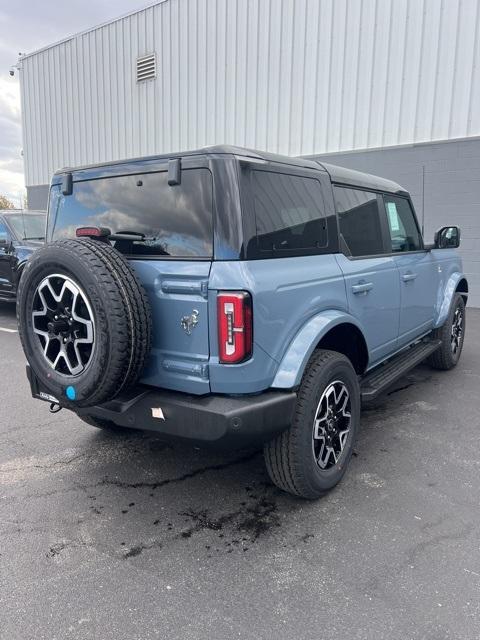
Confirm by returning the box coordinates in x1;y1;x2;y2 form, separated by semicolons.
271;310;366;389
434;272;468;329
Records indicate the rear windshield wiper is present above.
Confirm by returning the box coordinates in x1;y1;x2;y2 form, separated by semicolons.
23;236;45;241
110;230;170;256
77;228;153;242
110;230;149;241
76;227;170;255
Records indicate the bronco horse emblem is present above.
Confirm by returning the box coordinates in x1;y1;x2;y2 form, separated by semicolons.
181;309;199;335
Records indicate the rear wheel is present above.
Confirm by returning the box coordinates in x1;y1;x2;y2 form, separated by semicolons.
264;349;360;499
428;293;466;370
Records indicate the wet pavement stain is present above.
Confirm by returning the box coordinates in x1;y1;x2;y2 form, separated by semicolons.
46;542;67;558
111;485;285;560
123;545;144;558
178;488;281;548
300;533;314;543
236;497;280;541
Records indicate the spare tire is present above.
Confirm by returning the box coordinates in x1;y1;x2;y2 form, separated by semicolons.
17;238;151;408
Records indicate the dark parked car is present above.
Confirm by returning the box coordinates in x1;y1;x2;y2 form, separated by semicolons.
0;210;46;301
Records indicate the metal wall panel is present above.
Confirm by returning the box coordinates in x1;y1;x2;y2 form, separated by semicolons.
19;0;480;187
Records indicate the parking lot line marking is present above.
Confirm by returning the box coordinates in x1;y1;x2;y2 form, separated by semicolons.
0;327;17;333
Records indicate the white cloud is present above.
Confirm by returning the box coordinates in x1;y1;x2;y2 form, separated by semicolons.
0;76;20;120
0;0;149;201
0;75;23;205
0;167;25;207
0;74;23;204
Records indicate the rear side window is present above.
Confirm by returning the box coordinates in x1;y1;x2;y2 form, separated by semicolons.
334;187;384;257
383;195;422;252
50;169;213;258
251;171;328;253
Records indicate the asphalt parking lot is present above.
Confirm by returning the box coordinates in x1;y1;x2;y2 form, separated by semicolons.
1;301;479;640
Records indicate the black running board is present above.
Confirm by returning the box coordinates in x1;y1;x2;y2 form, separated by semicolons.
360;339;441;401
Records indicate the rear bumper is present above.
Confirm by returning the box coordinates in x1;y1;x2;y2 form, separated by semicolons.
27;366;296;447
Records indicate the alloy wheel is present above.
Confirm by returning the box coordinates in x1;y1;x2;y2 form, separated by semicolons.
451;306;464;355
312;380;352;470
31;273;95;376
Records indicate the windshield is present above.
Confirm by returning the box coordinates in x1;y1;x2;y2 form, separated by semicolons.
7;214;46;240
49;169;214;258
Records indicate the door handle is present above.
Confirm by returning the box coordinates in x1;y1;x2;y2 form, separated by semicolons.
352;281;373;294
402;272;418;282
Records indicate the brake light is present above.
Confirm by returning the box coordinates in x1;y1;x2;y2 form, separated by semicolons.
76;227;110;239
217;292;253;364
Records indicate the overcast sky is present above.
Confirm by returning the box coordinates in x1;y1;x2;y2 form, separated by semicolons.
0;0;149;206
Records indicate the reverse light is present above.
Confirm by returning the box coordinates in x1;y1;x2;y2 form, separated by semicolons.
217;292;253;364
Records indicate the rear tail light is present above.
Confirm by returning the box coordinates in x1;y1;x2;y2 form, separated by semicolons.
217;292;253;364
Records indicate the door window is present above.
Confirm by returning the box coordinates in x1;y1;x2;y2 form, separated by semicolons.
334;187;384;257
383;195;422;253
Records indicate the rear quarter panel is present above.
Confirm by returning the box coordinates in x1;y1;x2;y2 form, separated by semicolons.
208;254;347;393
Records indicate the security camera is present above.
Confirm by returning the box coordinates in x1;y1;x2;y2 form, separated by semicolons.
9;68;15;77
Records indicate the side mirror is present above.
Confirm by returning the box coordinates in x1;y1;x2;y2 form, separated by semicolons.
434;226;461;249
0;236;9;249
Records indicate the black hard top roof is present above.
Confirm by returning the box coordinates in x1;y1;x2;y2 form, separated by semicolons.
319;162;406;194
54;145;323;175
54;145;407;195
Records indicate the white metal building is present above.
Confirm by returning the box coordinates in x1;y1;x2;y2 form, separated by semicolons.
18;0;480;304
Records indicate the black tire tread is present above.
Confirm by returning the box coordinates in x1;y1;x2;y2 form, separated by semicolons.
264;349;354;498
77;239;152;395
428;293;465;371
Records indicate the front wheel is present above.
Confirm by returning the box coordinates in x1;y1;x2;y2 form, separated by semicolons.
264;350;360;499
428;293;466;370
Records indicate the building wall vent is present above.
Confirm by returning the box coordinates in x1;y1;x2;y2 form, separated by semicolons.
136;53;156;82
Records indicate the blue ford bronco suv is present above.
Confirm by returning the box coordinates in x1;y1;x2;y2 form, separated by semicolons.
17;146;468;499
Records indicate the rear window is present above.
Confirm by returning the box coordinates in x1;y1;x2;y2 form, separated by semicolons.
49;169;213;258
251;170;328;253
